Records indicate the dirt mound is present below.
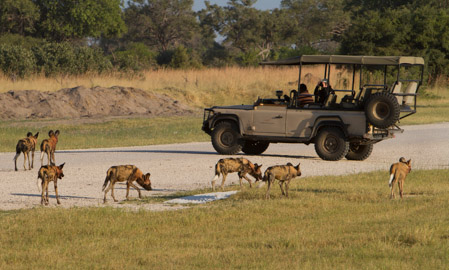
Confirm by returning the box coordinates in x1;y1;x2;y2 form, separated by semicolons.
0;86;195;120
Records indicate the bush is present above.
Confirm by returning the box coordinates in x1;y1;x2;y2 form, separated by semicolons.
112;42;156;72
0;44;36;78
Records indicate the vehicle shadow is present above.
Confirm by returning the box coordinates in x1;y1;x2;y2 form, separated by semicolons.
57;149;217;155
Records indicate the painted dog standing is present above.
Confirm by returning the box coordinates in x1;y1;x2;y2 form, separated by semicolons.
14;132;39;171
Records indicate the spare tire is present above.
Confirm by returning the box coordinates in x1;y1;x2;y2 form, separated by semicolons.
365;92;400;128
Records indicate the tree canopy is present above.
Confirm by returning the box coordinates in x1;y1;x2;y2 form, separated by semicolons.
0;0;448;82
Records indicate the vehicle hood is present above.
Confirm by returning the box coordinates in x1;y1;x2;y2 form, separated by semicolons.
211;105;254;110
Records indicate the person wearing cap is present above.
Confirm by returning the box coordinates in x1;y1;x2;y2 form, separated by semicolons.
297;83;314;107
314;79;332;104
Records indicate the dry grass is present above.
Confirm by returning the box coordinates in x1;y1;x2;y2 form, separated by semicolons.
0;67;299;108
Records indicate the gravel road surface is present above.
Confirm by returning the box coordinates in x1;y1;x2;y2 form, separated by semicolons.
1;123;448;211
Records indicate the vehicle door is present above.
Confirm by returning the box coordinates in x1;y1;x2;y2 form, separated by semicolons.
252;105;287;136
285;108;317;138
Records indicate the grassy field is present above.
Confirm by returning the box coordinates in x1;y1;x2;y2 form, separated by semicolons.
0;116;209;152
1;169;448;269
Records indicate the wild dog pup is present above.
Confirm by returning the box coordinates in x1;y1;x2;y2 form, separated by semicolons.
14;132;39;171
263;162;301;199
102;165;152;203
40;130;60;166
389;158;412;199
37;163;65;205
211;158;262;191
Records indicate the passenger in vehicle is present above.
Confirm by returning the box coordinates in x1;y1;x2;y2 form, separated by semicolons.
314;79;332;104
297;84;314;107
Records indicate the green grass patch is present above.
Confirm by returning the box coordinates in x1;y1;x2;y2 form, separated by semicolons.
0;116;209;152
1;169;449;269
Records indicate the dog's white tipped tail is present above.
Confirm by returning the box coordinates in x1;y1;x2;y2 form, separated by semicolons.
211;174;218;191
388;174;394;187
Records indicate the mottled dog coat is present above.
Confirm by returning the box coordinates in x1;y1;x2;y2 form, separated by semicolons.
263;163;301;199
211;158;262;191
40;130;60;166
14;132;39;171
389;158;412;199
102;165;152;203
38;163;65;205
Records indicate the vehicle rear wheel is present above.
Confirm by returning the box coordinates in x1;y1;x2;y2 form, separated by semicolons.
345;143;373;161
211;122;242;155
365;92;400;128
242;140;269;155
314;127;349;161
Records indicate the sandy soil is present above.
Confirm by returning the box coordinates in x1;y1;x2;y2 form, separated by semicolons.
0;86;195;120
1;123;448;211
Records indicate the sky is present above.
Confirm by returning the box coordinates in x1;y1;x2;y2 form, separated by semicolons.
193;0;281;11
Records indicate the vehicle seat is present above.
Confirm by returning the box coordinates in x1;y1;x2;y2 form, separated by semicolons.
403;82;418;105
391;82;403;104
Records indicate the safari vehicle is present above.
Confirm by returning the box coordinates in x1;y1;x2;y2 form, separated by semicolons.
202;55;425;161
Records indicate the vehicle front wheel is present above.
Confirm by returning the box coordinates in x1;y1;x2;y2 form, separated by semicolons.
314;127;349;161
211;122;242;155
345;143;373;161
242;140;269;155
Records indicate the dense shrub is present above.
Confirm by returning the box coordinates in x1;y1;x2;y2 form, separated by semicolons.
0;44;36;78
112;43;156;71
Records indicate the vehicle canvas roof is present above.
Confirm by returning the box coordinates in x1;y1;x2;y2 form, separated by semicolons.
261;55;425;66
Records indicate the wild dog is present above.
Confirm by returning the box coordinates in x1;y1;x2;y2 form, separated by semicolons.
389;158;412;199
40;130;60;166
13;132;39;171
211;158;262;191
263;162;301;199
37;163;65;205
102;165;152;203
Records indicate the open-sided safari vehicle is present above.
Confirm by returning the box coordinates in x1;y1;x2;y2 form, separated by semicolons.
202;55;424;161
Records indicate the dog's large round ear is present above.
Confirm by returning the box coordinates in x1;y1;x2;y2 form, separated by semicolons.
407;159;412;165
48;130;54;136
35;132;39;138
27;132;33;137
59;162;65;169
55;130;60;136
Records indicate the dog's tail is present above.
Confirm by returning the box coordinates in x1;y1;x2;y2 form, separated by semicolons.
211;161;222;191
388;164;396;187
102;169;113;191
388;173;395;187
37;170;44;192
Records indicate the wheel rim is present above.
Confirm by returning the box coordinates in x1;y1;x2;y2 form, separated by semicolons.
221;131;235;146
373;102;390;120
324;135;339;153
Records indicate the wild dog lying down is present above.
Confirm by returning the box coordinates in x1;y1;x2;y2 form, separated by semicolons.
263;163;301;199
102;165;152;203
389;158;412;199
211;158;262;191
40;130;60;166
37;163;65;205
14;132;39;171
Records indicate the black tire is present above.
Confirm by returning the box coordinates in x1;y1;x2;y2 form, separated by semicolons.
211;122;242;155
314;127;349;161
345;143;373;161
242;140;269;155
365;92;400;128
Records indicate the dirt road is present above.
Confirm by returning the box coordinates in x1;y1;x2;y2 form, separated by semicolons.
1;123;448;211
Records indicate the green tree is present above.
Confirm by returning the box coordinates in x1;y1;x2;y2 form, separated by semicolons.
34;0;126;41
281;0;350;51
124;0;197;52
0;0;39;35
